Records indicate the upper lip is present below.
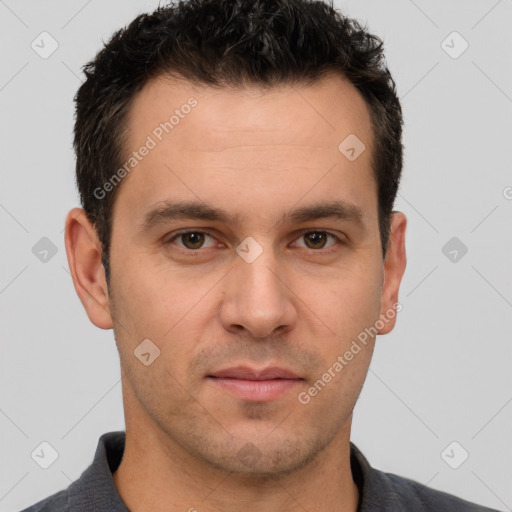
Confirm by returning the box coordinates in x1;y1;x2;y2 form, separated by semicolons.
209;366;302;380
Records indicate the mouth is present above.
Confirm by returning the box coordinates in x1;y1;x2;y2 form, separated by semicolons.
207;366;304;402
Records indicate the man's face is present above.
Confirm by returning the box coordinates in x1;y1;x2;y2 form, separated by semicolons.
102;73;403;474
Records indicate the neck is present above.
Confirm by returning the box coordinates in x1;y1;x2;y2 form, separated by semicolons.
112;419;359;512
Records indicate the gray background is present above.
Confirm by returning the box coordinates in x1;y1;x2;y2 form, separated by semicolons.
1;0;511;511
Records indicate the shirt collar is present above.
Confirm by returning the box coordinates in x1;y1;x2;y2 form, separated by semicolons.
67;431;129;511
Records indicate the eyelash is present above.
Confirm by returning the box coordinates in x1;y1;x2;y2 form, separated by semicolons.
165;229;344;253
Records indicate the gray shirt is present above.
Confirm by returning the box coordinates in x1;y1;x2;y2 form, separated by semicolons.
19;431;499;511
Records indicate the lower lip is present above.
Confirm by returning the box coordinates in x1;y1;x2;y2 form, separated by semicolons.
208;377;302;401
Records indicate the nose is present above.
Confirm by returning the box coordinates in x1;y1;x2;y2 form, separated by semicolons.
219;244;297;339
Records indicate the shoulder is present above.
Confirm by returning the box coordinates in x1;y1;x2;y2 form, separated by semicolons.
18;489;69;512
17;431;127;512
350;442;499;512
378;470;500;511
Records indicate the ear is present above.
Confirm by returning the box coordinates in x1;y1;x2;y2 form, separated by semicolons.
64;208;114;329
378;212;407;335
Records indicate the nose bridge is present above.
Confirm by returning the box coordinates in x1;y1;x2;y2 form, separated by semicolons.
239;249;281;300
220;236;296;337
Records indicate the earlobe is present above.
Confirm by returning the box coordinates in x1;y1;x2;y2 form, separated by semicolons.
64;207;114;330
378;212;407;335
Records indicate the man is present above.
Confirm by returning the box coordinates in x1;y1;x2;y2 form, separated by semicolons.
20;0;499;511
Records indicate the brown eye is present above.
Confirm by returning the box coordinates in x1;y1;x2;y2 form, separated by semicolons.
295;231;340;251
303;232;329;249
167;231;216;250
181;232;205;249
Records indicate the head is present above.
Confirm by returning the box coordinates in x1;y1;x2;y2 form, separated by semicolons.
66;0;406;477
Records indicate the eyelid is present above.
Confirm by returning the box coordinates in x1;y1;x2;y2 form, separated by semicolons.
294;227;344;239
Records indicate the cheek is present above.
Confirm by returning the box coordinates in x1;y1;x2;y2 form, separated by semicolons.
109;252;218;379
304;260;383;339
301;275;379;409
110;249;200;337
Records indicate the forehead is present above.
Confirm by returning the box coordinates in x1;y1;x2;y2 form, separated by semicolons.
126;73;373;150
115;73;377;229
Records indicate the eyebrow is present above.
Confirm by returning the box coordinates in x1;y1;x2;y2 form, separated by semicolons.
140;199;365;233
